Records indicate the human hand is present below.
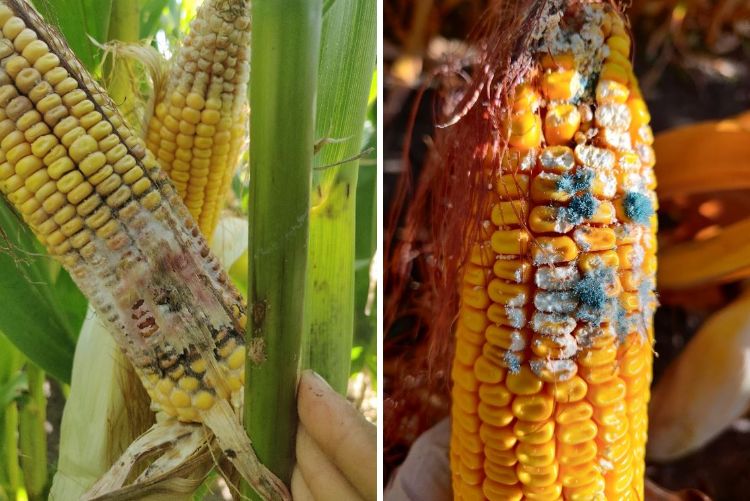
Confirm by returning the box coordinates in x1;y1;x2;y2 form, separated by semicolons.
292;370;376;501
384;418;452;501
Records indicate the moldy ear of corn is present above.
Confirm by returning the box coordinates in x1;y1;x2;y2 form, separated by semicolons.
449;2;658;500
0;0;287;499
146;0;249;240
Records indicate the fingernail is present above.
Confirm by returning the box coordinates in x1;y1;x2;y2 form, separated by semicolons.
304;369;332;391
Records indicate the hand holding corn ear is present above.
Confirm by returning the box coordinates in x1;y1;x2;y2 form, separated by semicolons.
0;0;289;499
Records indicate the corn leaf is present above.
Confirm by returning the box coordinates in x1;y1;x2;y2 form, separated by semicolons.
352;97;377;376
0;204;83;383
139;0;170;39
0;374;26;411
31;0;114;71
303;0;377;393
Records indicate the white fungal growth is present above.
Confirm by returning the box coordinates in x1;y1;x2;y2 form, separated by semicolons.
540;147;575;172
529;358;577;382
505;306;528;329
531;311;577;336
535;264;580;290
508;330;528;351
638;124;654;144
615;223;643;242
532;1;610;94
533;240;570;265
506;293;528;308
535;290;578;313
602;128;632;152
573;227;593;251
575;144;616;170
595;103;631;131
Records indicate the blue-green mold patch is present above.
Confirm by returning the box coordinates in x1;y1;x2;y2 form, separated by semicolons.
557;169;594;194
623;191;654;224
559;192;600;226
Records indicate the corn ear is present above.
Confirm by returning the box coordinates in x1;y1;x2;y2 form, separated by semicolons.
146;0;249;240
450;3;658;500
658;217;750;289
653;111;750;198
648;290;750;461
0;1;286;499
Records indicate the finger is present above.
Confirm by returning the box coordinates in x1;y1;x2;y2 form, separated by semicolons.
291;466;315;501
385;418;453;500
296;425;365;501
297;370;377;500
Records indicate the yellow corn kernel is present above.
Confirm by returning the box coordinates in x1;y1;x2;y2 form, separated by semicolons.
512;393;554;421
530;172;571;203
495;173;529;200
482;479;523;501
474;355;504;384
607;35;630;57
544;104;580;145
487;280;530;306
491;199;528;226
478;383;512;408
600;63;629;84
541;70;580;101
531;235;578;264
477;402;514;427
493;259;531;283
528;205;565;233
558;419;598;445
516;461;559;487
505;366;543;395
452;362;478;392
509;112;542;149
462;264;488;286
490;229;529;255
514;419;555;444
485;325;529;351
462;284;490;310
540;51;575;70
455;341;481;367
512;84;541;112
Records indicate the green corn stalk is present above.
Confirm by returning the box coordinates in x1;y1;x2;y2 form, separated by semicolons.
17;364;46;500
243;0;321;497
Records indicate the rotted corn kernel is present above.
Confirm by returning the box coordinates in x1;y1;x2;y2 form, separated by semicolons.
451;3;657;500
145;0;250;239
0;0;253;422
